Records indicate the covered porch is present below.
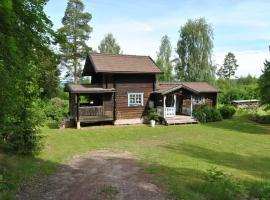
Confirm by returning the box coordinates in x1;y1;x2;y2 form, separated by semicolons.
66;84;116;128
152;82;218;125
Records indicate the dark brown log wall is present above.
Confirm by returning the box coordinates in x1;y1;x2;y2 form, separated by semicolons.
114;74;155;119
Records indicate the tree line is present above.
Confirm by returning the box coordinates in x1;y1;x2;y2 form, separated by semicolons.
0;0;269;154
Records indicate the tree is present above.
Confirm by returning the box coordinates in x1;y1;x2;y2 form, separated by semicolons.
0;0;58;153
36;50;61;99
176;18;215;82
98;33;122;54
258;60;270;109
217;52;238;79
58;0;92;83
156;35;174;81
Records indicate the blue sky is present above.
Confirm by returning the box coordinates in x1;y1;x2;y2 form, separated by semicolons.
45;0;270;77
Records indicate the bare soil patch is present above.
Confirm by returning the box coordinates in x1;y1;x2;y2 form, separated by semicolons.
17;150;169;200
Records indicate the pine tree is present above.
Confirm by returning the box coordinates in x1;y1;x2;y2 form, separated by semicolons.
217;52;238;79
156;35;174;81
58;0;92;83
98;33;122;54
258;60;270;109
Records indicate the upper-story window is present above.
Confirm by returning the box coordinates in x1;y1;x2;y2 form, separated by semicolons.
128;93;144;106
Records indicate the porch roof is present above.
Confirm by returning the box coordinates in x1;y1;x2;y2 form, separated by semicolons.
154;82;220;95
66;84;116;94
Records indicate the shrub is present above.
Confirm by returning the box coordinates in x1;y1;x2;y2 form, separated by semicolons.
250;114;270;124
147;108;159;121
219;105;236;119
193;107;222;123
0;165;13;192
248;181;270;200
193;109;206;123
202;167;247;200
45;97;68;123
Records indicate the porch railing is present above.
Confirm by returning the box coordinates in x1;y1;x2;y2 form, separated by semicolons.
79;106;104;117
165;107;175;118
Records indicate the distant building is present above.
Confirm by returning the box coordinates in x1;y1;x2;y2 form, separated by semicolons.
232;99;260;108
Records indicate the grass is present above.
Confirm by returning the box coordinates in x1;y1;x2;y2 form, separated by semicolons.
1;115;270;199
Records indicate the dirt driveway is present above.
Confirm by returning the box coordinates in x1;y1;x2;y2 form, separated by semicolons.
17;150;169;200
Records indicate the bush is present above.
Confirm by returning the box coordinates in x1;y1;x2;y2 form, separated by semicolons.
202;167;247;200
249;181;270;200
1;101;44;154
193;109;206;123
193;107;222;123
147;108;159;121
219;105;236;119
45;97;68;123
250;114;270;124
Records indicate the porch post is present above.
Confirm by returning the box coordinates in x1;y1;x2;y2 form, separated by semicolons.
163;95;166;118
76;94;80;129
190;95;193;116
173;94;176;116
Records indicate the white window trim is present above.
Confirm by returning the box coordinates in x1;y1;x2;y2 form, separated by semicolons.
192;96;206;105
128;93;144;107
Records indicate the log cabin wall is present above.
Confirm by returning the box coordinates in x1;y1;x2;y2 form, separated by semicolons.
114;74;155;119
103;93;114;117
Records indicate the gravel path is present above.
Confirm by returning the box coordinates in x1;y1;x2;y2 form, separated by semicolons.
17;150;168;200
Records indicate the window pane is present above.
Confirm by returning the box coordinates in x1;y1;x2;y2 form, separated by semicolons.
128;93;143;106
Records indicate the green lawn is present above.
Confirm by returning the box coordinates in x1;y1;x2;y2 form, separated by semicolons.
1;116;270;199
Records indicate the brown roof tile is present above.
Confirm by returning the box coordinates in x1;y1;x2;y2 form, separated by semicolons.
155;82;220;94
88;53;162;74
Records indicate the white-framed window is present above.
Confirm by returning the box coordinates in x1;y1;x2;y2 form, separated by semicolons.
193;96;206;105
128;93;144;107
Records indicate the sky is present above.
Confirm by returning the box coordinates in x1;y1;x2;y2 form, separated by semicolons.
45;0;270;77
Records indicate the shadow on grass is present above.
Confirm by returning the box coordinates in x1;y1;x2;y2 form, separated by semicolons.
0;152;60;200
162;143;270;179
204;116;270;135
146;161;269;200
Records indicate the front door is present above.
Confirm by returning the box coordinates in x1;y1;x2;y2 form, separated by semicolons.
176;95;183;115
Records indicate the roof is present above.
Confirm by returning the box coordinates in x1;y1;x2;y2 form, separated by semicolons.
232;99;259;103
154;82;220;95
82;53;163;75
66;84;116;94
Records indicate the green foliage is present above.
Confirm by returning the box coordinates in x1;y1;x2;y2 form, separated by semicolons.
98;33;122;54
37;51;61;99
202;167;247;200
250;114;270;124
193;107;222;123
218;105;236;119
156;35;174;81
58;0;92;83
0;0;58;154
254;182;270;200
258;60;270;110
217;52;238;79
45;98;68;123
176;18;215;82
215;77;259;105
192;109;207;123
0;165;14;192
147;108;159;121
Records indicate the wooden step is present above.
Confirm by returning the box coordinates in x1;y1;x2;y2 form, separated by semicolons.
164;116;198;125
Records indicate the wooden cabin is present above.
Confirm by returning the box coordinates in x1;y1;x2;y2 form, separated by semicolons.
65;53;220;128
